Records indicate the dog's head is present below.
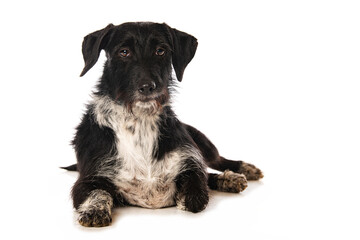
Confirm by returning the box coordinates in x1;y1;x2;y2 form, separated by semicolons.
80;22;197;114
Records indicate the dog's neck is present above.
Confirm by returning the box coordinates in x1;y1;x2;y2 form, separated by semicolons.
92;94;162;169
92;94;163;130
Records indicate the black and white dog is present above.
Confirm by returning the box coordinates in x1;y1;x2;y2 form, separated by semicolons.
63;22;263;227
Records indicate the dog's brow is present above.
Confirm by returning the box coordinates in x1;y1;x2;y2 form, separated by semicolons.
117;38;135;48
148;37;170;48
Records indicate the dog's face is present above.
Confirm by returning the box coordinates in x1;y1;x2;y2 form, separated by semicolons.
80;22;198;114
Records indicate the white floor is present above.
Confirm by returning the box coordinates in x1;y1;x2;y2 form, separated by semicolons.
1;1;360;239
2;150;359;240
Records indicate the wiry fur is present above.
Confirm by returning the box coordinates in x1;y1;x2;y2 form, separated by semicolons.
92;95;204;209
77;189;113;227
65;22;263;227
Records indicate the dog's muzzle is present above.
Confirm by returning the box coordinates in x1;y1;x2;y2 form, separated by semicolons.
131;83;169;115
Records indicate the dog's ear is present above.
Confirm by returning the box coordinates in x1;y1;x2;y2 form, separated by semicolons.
168;26;198;82
80;24;114;77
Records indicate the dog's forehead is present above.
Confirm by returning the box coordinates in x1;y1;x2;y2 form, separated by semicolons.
109;22;171;48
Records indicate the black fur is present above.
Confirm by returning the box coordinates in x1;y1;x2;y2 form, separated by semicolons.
64;22;263;227
71;109;117;176
175;157;209;213
155;107;196;160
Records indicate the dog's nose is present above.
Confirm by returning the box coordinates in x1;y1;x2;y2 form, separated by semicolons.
138;81;157;95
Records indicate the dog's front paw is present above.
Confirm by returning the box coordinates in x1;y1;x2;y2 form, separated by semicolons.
78;209;112;227
239;162;264;180
186;193;209;213
176;191;209;213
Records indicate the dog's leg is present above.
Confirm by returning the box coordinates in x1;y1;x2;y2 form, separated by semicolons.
175;158;209;213
72;176;119;227
208;170;247;193
77;189;113;227
185;124;263;180
211;157;264;180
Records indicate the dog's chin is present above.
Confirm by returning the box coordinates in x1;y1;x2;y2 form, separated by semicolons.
131;100;161;116
129;91;169;116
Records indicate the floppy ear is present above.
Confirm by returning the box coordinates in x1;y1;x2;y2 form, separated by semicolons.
168;27;198;82
80;24;114;77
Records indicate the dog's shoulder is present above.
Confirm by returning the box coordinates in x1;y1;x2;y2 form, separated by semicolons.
155;106;196;160
72;102;117;174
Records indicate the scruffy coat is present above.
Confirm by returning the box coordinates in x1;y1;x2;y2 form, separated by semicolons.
64;22;263;227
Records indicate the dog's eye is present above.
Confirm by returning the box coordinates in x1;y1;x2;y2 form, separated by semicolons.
118;49;131;58
155;48;165;56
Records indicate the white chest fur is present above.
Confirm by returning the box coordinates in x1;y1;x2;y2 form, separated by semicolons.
92;96;185;208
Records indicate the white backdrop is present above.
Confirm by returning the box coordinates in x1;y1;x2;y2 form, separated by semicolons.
1;0;359;239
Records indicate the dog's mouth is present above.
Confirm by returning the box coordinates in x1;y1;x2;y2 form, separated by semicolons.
132;100;160;115
129;90;170;116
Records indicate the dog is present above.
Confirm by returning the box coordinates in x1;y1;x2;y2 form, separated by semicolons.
62;22;263;227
